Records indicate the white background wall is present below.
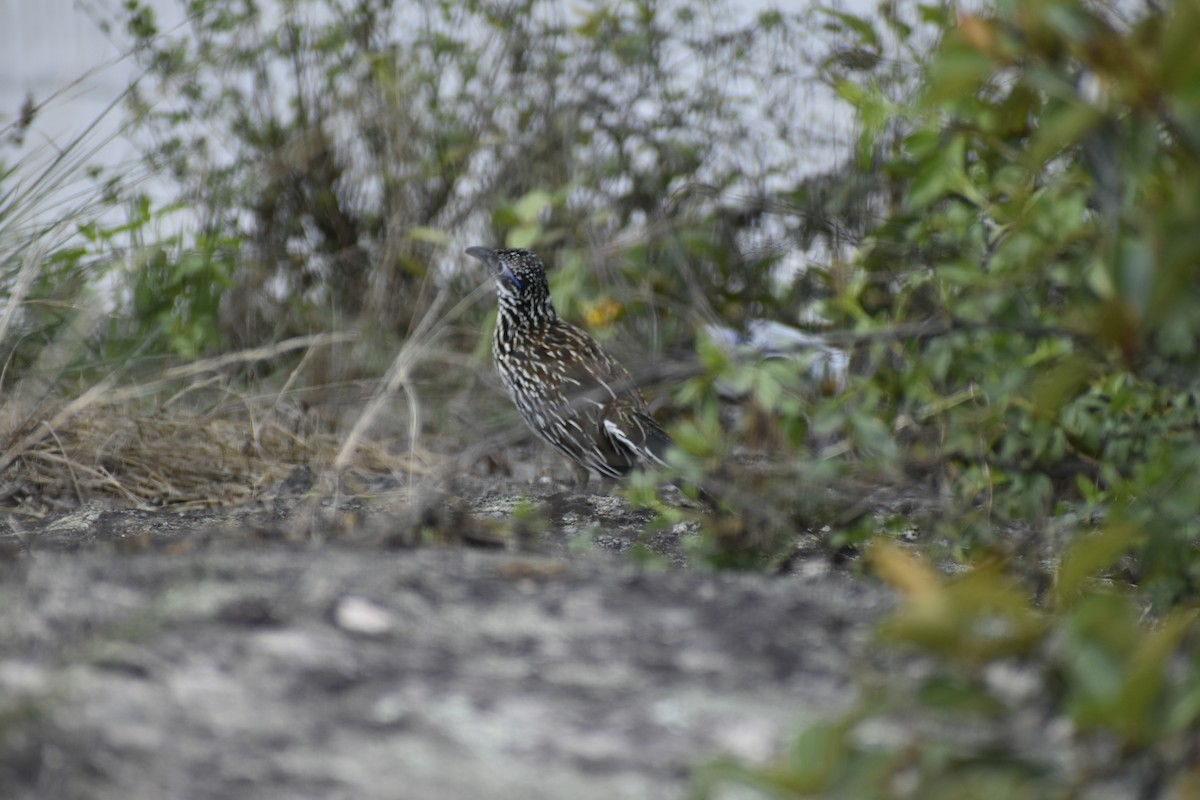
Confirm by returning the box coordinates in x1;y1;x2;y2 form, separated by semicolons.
0;0;868;252
0;1;151;161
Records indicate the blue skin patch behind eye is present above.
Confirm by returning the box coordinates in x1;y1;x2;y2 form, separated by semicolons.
501;264;523;291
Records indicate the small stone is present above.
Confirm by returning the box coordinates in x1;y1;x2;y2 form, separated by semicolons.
332;595;395;636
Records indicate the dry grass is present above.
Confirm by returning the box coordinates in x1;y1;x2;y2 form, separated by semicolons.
0;332;451;517
10;407;323;511
0;397;448;517
0;267;511;518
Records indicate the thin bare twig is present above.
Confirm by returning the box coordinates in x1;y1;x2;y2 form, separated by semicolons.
335;279;493;471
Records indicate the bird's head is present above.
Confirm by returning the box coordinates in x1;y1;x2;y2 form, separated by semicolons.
466;246;553;314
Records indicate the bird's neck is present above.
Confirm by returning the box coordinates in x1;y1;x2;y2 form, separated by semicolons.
497;294;558;332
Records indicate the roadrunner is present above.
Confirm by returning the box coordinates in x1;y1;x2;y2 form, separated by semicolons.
467;246;670;483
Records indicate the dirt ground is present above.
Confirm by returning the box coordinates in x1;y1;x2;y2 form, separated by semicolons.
0;477;897;800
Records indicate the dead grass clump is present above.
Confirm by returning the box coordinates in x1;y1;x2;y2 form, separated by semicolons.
0;404;346;515
0;330;454;516
0;398;443;517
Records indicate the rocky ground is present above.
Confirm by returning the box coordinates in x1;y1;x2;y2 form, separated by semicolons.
0;478;896;800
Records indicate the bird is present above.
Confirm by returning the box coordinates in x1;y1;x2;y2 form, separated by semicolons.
466;246;671;484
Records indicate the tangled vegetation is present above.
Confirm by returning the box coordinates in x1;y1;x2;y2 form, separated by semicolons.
2;0;1200;796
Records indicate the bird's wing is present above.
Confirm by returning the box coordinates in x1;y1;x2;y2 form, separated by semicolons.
538;323;668;475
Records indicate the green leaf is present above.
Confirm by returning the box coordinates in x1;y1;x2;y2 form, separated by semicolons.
1029;355;1093;419
406;226;451;245
506;224;542;250
696;333;730;373
512;189;553;224
835;78;867;106
1054;519;1140;607
1113;233;1154;317
924;43;993;107
908;134;969;209
1157;0;1200;94
1118;610;1197;742
820;7;880;51
1026;102;1103;168
850;412;897;461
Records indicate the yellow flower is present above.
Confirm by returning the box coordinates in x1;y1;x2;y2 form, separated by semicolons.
583;297;622;331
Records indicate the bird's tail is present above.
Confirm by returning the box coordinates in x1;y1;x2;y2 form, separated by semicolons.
638;414;673;467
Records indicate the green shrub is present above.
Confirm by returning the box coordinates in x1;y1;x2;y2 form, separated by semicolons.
654;0;1200;602
117;0;837;356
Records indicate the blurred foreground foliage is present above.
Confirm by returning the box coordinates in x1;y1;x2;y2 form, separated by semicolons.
653;0;1200;609
694;544;1200;800
690;0;1200;796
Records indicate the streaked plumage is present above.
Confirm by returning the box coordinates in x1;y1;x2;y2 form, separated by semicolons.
466;246;670;482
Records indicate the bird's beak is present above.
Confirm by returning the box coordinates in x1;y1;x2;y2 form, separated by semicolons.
465;246;495;266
